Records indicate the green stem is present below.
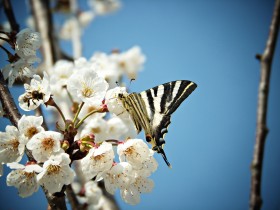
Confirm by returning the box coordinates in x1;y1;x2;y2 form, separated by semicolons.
73;102;84;124
75;109;100;129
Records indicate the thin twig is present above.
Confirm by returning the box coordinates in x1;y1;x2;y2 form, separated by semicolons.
250;0;280;210
3;0;19;33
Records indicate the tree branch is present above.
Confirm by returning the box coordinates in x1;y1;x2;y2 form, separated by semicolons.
3;0;19;33
29;0;61;69
250;0;280;209
0;72;21;126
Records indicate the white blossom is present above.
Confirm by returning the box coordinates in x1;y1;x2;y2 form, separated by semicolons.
106;116;128;139
85;181;102;205
6;162;42;197
120;175;154;205
18;115;44;141
103;162;135;195
137;150;158;177
49;60;74;95
81;141;114;180
18;72;51;111
2;59;37;87
90;52;121;88
80;116;109;143
105;86;130;118
15;28;41;60
0;125;26;164
60;11;95;40
26;131;63;163
89;0;121;15
110;46;146;79
37;153;75;194
67;63;109;106
117;139;150;169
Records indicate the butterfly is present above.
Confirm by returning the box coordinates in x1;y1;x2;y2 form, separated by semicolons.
118;80;197;167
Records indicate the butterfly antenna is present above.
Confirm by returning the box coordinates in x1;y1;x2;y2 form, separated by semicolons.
159;148;172;169
115;81;119;86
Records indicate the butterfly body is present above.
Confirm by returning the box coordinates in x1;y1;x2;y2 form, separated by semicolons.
119;80;197;167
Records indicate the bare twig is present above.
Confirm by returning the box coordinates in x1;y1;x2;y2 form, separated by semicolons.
3;0;19;33
250;0;280;210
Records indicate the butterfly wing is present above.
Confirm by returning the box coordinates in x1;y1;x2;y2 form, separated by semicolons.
139;80;197;166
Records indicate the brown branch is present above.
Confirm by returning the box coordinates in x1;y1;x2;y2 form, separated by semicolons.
0;72;21;126
250;0;280;210
3;0;19;33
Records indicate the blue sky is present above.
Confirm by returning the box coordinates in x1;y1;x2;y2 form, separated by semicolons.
1;0;280;210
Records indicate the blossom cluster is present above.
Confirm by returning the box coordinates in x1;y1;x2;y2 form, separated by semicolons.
0;25;156;206
1;28;41;86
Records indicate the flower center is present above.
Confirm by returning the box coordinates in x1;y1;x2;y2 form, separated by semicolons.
124;147;135;155
26;127;38;139
42;137;55;150
11;139;20;151
82;83;94;98
93;154;104;161
91;127;101;134
23;171;36;179
47;165;61;175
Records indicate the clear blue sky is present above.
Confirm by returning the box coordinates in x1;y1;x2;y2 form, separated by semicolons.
1;0;280;210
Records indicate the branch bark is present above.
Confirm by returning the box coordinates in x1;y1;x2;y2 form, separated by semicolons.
0;72;21;126
3;0;19;33
250;0;280;209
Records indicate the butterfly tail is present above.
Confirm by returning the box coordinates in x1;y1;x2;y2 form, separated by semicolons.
158;147;172;169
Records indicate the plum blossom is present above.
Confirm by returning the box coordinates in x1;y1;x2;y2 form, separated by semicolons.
2;28;42;86
6;162;42;197
117;139;150;169
81;141;114;180
18;115;44;141
103;162;135;195
18;72;51;111
67;64;109;106
26;131;63;162
15;28;41;60
89;0;121;15
37;153;75;194
110;46;146;79
105;86;130;118
120;174;154;205
0;125;26;164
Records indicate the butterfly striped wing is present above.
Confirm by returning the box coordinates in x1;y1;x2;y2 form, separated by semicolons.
120;80;197;167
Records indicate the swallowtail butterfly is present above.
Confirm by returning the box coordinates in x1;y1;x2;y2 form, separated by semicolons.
119;80;197;168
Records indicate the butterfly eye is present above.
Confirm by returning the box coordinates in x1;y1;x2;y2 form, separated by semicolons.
145;135;152;142
118;93;123;98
